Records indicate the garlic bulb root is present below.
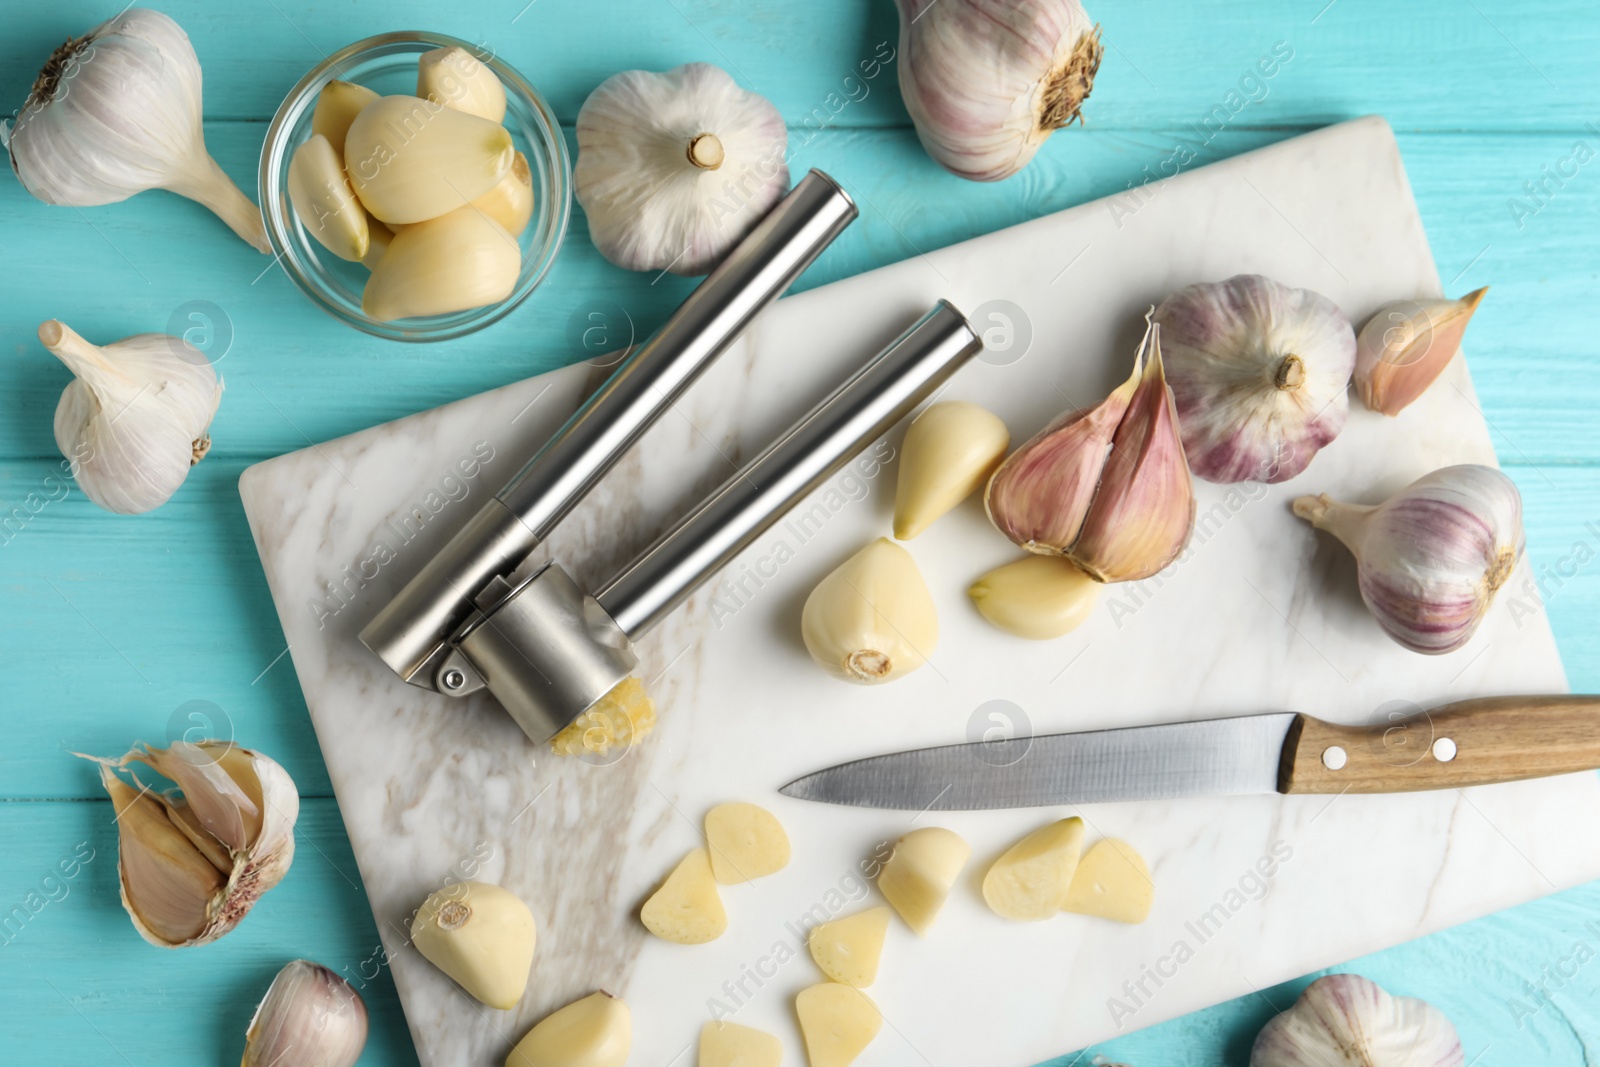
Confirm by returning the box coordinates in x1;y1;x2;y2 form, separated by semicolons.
1356;287;1488;416
895;0;1103;181
8;9;269;251
242;959;368;1067
1250;973;1463;1067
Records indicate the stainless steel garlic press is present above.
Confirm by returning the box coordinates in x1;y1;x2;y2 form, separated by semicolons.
359;170;984;743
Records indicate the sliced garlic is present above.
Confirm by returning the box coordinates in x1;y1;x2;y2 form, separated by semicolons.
699;1021;782;1067
1061;839;1152;924
801;538;938;685
411;880;537;1010
968;554;1098;639
345;94;514;224
807;905;890;987
795;983;882;1067
311;80;379;156
362;205;521;321
704;802;790;885
1250;973;1463;1067
641;849;727;944
549;675;656;757
877;826;970;936
471;151;535;237
80;740;297;947
1356;288;1488;416
287;133;369;261
982;817;1084;921
242;959;368;1067
507;991;631;1067
893;401;1010;539
418;46;507;123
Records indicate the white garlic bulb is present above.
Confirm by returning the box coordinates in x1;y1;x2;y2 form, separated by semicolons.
1293;464;1524;655
801;538;938;684
574;63;788;275
42;319;223;515
1155;275;1356;484
1252;973;1463;1067
895;0;1103;181
6;9;269;252
79;740;299;947
242;960;368;1067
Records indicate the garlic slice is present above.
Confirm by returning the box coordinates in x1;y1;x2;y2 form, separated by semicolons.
411;881;537;1010
1356;288;1488;416
507;991;631;1067
801;538;938;684
808;906;890;987
641;849;727;944
968;554;1098;639
362;205;521;321
1061;839;1152;924
704;802;790;884
311;80;379;155
796;983;882;1067
242;959;368;1067
288;133;369;261
983;817;1085;921
877;826;970;935
418;46;507;123
893;401;1010;539
699;1021;782;1067
344;95;514;224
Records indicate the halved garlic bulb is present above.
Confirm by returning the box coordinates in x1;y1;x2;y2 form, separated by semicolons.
1356;288;1487;416
362;205;521;320
801;538;938;684
287;133;368;261
344;95;514;224
1154;275;1355;484
1251;973;1463;1067
418;45;507;123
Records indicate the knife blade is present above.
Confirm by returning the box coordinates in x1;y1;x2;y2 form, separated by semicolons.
778;695;1600;811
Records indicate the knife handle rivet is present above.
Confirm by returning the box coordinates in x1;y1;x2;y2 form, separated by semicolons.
1432;737;1458;762
1321;746;1348;771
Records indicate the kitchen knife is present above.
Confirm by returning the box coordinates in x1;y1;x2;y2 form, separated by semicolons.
778;695;1600;810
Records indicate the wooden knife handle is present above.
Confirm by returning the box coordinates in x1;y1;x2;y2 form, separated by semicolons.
1279;695;1600;794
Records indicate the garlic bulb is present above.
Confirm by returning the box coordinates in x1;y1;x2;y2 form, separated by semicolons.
969;554;1098;639
1154;275;1356;484
1251;973;1463;1067
1293;464;1524;654
894;401;1010;539
418;46;507;124
1356;288;1488;416
344;95;514;224
288;133;369;261
575;63;788;275
508;991;631;1067
42;319;223;515
242;960;368;1067
801;538;938;684
6;9;269;252
79;740;298;947
411;881;537;1010
986;320;1195;582
362;206;521;321
895;0;1103;181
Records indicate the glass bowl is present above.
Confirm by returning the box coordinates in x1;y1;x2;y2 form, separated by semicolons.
260;31;570;342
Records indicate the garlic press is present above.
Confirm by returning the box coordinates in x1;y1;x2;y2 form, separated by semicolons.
360;170;982;742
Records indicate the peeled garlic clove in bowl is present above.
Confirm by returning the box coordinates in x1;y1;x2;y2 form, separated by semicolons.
418;45;508;123
894;0;1103;181
344;95;514;225
574;63;788;275
287;133;369;262
1355;288;1488;416
1154;275;1356;484
362;205;522;321
1251;973;1463;1067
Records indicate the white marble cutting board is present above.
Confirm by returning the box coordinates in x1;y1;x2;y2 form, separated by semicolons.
240;117;1600;1067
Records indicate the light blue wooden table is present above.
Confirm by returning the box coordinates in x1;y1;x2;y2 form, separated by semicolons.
3;1;1598;1063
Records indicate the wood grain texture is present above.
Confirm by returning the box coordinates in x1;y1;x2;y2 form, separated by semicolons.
2;0;1599;1064
1280;696;1600;794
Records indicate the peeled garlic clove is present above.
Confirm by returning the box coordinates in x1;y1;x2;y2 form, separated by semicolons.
895;0;1102;181
1250;973;1463;1067
641;849;727;944
1293;464;1524;655
287;133;369;261
699;1021;782;1067
704;801;790;884
1070;323;1195;582
1155;275;1356;484
969;554;1098;639
801;538;938;684
471;151;535;237
418;45;507;123
80;740;297;947
312;80;380;156
242;959;368;1067
878;826;970;935
807;905;890;987
362;215;395;269
795;983;882;1067
362;205;521;320
42;319;223;514
549;675;656;757
411;881;537;1010
345;95;514;224
8;9;269;251
575;63;788;274
507;991;631;1067
1061;838;1151;924
983;817;1085;921
1356;288;1488;416
894;401;1010;539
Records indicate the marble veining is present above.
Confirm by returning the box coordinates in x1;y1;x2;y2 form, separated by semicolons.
240;117;1600;1066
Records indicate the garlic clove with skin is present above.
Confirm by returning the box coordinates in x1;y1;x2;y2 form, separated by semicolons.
411;881;537;1009
801;538;938;685
1356;288;1488;416
893;401;1011;539
894;0;1103;182
287;133;369;261
42;319;223;515
242;959;368;1067
418;46;507;124
311;80;380;156
7;9;269;251
1292;464;1525;655
1250;973;1463;1067
574;63;788;275
968;554;1099;639
344;95;514;225
362;205;521;321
